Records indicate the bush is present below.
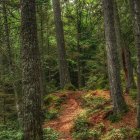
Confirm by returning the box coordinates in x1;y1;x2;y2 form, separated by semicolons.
107;114;122;123
43;127;59;140
102;128;127;140
45;109;59;120
130;128;140;139
71;114;101;140
130;89;137;100
44;93;66;120
82;93;107;109
44;93;66;108
64;83;76;91
44;94;60;107
0;123;23;140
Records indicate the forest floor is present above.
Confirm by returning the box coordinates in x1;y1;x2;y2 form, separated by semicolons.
43;90;137;140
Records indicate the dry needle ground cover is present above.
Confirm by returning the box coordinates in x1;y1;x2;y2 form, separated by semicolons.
43;90;138;140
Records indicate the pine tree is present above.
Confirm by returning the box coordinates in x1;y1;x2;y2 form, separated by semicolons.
52;0;71;88
20;0;43;139
102;0;127;114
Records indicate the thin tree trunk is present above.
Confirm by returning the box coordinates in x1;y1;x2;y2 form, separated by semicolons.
2;1;21;123
2;1;12;72
20;0;43;139
122;44;135;93
114;0;135;93
52;0;71;88
102;0;127;114
76;0;82;88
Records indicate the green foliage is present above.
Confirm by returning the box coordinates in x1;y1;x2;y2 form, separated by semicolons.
102;127;140;140
43;127;60;140
82;93;108;109
130;89;137;100
72;114;101;140
107;114;122;123
44;93;67;120
44;94;62;108
45;109;59;120
130;128;140;139
72;114;91;132
0;123;23;140
46;81;58;93
64;83;76;91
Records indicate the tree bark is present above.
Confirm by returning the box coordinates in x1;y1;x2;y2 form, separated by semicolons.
76;0;82;88
129;0;140;129
52;0;71;88
2;1;12;72
20;0;43;139
122;44;135;93
2;1;22;123
102;0;127;114
114;0;135;93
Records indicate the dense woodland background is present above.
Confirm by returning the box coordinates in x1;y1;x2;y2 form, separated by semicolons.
1;0;140;140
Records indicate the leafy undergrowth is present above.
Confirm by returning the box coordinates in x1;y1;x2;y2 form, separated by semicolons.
0;122;23;140
43;90;138;140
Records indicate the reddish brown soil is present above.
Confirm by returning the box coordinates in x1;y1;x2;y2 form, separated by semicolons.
43;91;84;140
89;90;137;130
43;90;136;140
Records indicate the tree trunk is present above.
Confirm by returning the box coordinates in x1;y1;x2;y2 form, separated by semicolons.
114;0;135;93
2;1;12;72
76;0;82;89
102;0;127;114
129;0;140;129
2;1;22;123
38;4;46;97
113;0;123;67
52;0;71;88
122;44;135;93
20;0;43;139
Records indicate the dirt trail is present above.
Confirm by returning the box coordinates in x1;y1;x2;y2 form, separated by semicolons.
43;90;136;139
43;92;84;140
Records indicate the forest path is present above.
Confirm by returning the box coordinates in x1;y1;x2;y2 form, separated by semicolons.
43;91;84;140
43;90;136;140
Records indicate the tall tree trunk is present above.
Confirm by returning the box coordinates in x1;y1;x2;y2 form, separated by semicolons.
102;0;127;114
38;4;46;97
114;0;135;93
2;1;21;123
113;0;123;66
20;0;43;139
129;0;140;129
122;44;135;93
2;1;12;72
52;0;71;88
76;0;82;88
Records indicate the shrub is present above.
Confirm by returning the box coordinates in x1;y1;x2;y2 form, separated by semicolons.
82;94;107;109
130;128;140;139
45;109;59;120
130;89;137;100
43;127;59;140
107;114;122;123
44;93;66;109
44;94;60;107
64;83;76;91
71;114;101;140
0;123;23;140
102;127;132;140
